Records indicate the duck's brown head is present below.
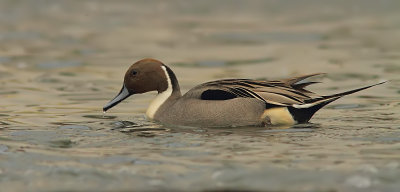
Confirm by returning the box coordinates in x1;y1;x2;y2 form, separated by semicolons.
103;58;179;112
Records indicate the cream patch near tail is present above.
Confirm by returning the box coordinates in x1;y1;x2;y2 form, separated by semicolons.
261;107;296;125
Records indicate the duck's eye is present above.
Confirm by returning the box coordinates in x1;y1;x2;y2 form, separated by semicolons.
131;70;138;76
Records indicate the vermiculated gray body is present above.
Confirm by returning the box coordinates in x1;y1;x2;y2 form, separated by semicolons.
155;96;266;127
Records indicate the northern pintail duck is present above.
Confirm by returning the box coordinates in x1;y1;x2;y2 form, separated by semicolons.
103;58;385;127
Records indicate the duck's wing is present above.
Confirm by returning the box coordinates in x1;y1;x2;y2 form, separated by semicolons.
183;74;386;123
183;73;324;107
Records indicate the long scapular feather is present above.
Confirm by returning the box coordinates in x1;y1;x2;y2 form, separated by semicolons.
284;73;325;86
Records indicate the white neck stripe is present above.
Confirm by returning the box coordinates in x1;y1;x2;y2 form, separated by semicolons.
146;66;173;119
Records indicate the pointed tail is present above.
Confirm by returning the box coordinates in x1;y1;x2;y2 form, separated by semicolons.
288;81;387;123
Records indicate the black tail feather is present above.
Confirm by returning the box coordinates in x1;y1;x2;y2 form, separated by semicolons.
288;97;340;123
306;81;387;103
288;81;387;123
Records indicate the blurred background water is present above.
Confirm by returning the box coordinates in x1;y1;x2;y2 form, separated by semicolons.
0;0;399;191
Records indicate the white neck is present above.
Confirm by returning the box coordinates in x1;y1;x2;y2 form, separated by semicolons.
146;66;173;119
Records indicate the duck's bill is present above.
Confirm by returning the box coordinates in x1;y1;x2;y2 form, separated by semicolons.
103;85;132;112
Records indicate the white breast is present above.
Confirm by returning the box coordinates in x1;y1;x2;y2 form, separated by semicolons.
146;66;173;119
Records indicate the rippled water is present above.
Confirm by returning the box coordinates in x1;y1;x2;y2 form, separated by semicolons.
0;0;400;191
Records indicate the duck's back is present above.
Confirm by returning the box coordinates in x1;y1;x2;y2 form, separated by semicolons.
153;78;305;127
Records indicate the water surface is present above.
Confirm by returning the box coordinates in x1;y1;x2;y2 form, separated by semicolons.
0;0;399;191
